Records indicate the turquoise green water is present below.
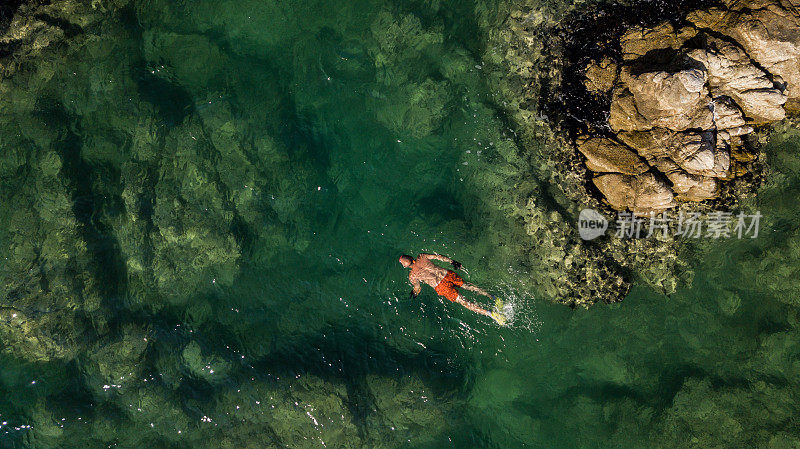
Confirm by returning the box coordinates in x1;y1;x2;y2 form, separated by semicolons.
1;0;800;447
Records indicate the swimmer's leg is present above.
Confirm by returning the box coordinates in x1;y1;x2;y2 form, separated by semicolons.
454;295;491;317
461;283;493;299
454;294;506;325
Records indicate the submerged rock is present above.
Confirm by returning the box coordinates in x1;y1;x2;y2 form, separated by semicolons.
584;57;618;94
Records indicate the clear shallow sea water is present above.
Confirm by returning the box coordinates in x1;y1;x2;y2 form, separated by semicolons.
1;0;799;448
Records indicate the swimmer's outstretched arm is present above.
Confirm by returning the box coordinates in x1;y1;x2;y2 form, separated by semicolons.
419;253;462;269
455;296;491;317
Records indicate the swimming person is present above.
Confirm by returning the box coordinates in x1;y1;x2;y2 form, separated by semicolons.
399;253;506;325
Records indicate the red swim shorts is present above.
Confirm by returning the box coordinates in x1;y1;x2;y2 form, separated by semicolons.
435;270;464;302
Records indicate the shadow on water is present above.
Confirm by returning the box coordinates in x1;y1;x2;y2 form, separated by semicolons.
417;189;465;223
251;323;469;394
32;98;130;331
134;71;194;129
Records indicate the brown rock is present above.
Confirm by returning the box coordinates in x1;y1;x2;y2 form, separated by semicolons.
580;0;798;213
670;134;716;174
608;90;650;131
584;57;618;94
688;3;800;101
593;172;676;213
632;172;677;213
687;38;787;122
610;68;713;132
617;129;675;161
711;96;748;130
620;22;697;61
577;137;649;175
717;126;754;141
655;159;718;201
716;102;753;147
593;173;635;210
618;129;730;178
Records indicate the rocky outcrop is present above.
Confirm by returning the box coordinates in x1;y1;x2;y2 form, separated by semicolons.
687;38;787;122
484;3;696;308
580;0;798;214
688;0;800;106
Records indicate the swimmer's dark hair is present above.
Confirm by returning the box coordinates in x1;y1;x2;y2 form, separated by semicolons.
398;255;414;266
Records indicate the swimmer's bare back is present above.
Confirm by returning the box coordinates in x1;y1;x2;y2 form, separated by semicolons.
408;254;452;290
398;253;501;321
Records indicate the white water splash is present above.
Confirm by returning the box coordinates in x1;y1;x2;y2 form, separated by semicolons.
492;275;542;334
